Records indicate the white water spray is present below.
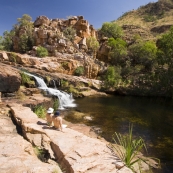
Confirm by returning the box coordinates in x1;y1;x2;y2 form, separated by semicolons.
24;72;76;109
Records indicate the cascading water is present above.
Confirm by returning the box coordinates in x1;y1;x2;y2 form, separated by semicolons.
24;72;76;109
52;80;57;89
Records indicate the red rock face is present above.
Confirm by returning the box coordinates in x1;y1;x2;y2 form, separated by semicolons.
0;63;21;92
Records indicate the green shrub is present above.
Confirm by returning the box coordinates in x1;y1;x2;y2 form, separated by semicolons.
104;66;122;88
20;71;32;85
100;22;123;39
36;46;48;57
68;84;79;95
86;36;99;54
110;124;160;172
33;105;46;118
61;79;69;87
53;99;59;111
63;26;76;41
74;66;84;76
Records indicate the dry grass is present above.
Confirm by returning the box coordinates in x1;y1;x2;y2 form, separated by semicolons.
116;6;173;30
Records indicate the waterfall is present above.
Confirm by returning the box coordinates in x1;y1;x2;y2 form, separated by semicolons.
24;72;76;109
52;80;57;89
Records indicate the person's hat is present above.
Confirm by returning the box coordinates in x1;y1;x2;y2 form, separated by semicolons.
54;111;60;116
47;107;54;113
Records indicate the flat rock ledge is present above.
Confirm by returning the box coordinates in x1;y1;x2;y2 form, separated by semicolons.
8;103;133;173
0;104;62;173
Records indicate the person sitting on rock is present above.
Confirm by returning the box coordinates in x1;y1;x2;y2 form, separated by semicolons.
52;111;63;131
46;107;54;126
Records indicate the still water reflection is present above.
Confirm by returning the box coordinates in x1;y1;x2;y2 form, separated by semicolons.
68;95;173;173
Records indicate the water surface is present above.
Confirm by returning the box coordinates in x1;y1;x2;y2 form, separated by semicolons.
67;95;173;173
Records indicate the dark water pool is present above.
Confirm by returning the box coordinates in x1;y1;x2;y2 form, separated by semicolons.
66;95;173;173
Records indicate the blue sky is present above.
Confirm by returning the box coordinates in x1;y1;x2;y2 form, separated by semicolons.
0;0;158;36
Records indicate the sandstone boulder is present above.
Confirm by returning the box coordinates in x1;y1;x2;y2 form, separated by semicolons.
0;51;9;61
0;63;21;92
34;15;50;27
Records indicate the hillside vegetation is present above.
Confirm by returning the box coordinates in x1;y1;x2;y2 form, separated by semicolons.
115;0;173;41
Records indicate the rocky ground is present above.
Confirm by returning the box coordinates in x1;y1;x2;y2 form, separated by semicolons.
0;93;134;173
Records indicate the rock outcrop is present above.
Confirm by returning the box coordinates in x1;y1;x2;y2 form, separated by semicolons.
0;50;106;80
13;15;97;56
0;104;62;173
0;63;21;93
9;103;133;173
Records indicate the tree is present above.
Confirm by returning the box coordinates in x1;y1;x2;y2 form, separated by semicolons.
86;36;99;58
100;22;123;39
155;26;173;95
1;30;15;51
108;37;127;65
13;14;34;53
0;36;4;50
129;41;157;71
104;66;122;88
17;14;32;27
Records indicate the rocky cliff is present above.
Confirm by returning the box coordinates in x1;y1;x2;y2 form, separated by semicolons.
13;15;97;56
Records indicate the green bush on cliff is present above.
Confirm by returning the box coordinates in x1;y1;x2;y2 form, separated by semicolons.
86;36;99;57
74;66;84;76
20;71;32;85
63;26;76;42
100;22;123;39
36;46;48;57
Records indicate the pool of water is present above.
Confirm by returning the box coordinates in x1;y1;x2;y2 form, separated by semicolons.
65;95;173;173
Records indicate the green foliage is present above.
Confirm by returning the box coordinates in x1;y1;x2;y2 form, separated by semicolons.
1;30;15;51
157;26;173;64
104;66;122;88
129;41;157;71
154;26;173;94
14;14;34;53
0;14;34;53
100;22;123;39
33;147;47;162
19;33;34;53
111;124;147;168
10;52;17;63
53;99;59;111
0;36;4;50
68;84;79;96
61;79;69;87
33;105;46;118
74;66;84;76
108;37;127;65
110;124;160;172
86;36;99;53
17;14;32;27
36;46;48;57
20;71;32;85
63;26;76;41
